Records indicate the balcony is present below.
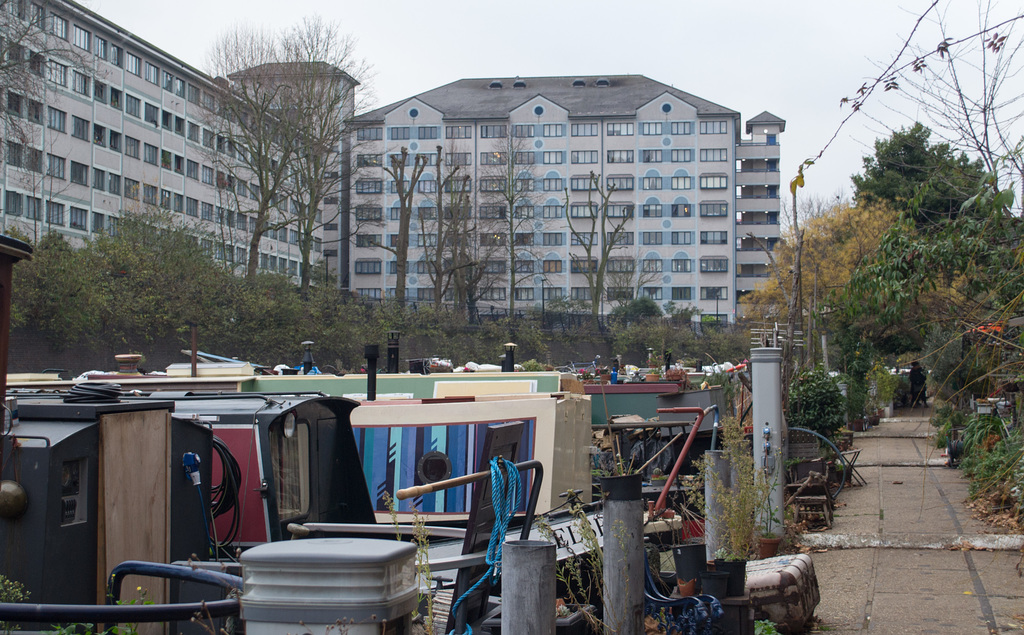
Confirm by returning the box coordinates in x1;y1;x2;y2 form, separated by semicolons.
736;142;781;160
737;196;781;212
736;169;781;187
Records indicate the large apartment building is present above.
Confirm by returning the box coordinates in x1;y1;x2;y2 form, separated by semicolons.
0;0;348;277
347;75;783;322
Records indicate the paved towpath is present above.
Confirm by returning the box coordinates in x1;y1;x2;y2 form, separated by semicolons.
801;406;1024;634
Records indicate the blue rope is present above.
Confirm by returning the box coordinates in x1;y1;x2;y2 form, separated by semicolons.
448;457;522;635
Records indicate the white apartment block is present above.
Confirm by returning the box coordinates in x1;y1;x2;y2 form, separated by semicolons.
347;75;783;322
0;0;350;278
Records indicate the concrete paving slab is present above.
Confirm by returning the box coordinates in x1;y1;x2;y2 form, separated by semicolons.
868;592;992;633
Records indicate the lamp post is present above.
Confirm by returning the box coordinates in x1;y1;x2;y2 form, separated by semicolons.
502;342;518;373
386;330;401;374
715;288;721;326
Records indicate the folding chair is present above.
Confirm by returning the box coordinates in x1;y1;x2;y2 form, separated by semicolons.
841;448;866;487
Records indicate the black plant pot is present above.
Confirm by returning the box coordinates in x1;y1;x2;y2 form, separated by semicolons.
714;558;747;597
600;473;642;501
671;540;707;589
699;570;730;599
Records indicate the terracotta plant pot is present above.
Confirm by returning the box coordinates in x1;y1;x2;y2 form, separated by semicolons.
677;577;696;597
645;373;661;382
758;536;782;559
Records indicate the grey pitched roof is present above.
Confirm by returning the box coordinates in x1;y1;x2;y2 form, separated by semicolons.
355;75;739;123
745;111;786;133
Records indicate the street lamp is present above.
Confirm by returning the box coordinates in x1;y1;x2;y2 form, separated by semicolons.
386;330;401;374
714;288;721;326
502;342;518;372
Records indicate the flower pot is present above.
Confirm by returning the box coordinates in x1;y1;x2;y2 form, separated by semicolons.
699;570;730;599
758;536;782;559
671;541;707;590
599;473;642;501
600;373;611;384
850;418;866;432
713;558;747;597
677;577;696;597
645;373;661;383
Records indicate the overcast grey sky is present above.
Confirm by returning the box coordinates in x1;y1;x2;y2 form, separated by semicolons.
87;0;1021;204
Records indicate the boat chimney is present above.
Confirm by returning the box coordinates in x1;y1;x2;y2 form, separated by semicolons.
364;344;379;401
115;353;142;374
301;341;315;375
386;331;400;374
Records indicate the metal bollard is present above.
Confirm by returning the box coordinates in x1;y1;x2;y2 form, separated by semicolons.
502;540;556;635
601;474;643;635
240;538;418;635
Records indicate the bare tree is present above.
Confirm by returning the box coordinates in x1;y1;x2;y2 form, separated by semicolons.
381;146;428;304
279;17;366;293
477;132;539;317
564;172;635;320
417;145;474;308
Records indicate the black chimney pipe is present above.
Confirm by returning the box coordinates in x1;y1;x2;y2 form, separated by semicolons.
386;331;400;374
364;344;379;401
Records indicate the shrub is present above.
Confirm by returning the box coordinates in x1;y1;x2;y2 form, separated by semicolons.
787;366;846;438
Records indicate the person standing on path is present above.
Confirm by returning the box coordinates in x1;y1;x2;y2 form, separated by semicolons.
909;361;927;408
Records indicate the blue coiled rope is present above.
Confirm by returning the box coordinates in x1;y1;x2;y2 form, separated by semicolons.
448;456;522;635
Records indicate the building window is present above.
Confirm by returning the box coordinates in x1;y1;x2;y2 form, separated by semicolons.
72;70;89;95
641;231;663;245
542;232;564;246
144;61;159;84
143;184;157;205
671;176;692;190
357;126;382;141
123;136;139;158
642;204;662;218
4;192;22;216
570;287;591;301
700;203;728;217
700;231;729;244
201;202;213;220
607;204;633;218
173;193;184;212
543;124;563;137
570;203;595;218
46;201;64;225
700;257;729;273
417;126;439;139
570;176;595;191
542;151;563;164
512;124;534;138
482;260;506;274
51;14;68;38
186;159;199;180
543;259;563;274
514;288;534;301
479;178;504;192
671;259;693;273
46;154;65;179
446;152;470;166
123;178;139;200
70;206;87;230
607;150;633;163
700;287;728;300
107;174;120;195
671;149;693;162
606;176;633;191
480;151;506;165
355;259;382;274
700;175;728;189
642;259;663;273
514;232;533;246
144;103;158;126
542;178;563;192
570;123;598;137
47;106;66;132
355;206;382;221
70;116;88;140
388;126;410;140
643;287;663;300
445;125;471;139
417;180;437;193
93;123;106;146
699;121;728;134
480;288;506;301
571;150;598;164
92;167;105;189
671;287;693;301
185;198;198;217
606;122;634;136
608;259;635;273
356;179;382;194
70;161;88;185
641;176;662;190
700;148;729;162
143;143;158;165
93;81;106;103
125;52;141;75
125;95;140;117
355;234;380;247
671;203;692;218
642;150;662;163
610;231;634;245
671;231;693;245
23;197;39;220
671;121;693;135
480;125;506;138
542;205;563;219
514;151;535;165
515;259;534;273
357;154;381;167
641;122;663;136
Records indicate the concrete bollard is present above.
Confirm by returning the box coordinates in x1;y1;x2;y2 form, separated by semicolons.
240;538;417;635
601;474;643;635
502;540;556;635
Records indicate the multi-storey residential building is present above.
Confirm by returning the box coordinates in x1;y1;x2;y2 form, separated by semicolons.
347;75;783;322
0;0;350;278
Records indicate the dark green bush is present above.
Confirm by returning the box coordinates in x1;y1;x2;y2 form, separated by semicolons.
787;366;846;438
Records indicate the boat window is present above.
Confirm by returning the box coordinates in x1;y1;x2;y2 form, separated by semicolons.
270;417;310;519
417;451;452;484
